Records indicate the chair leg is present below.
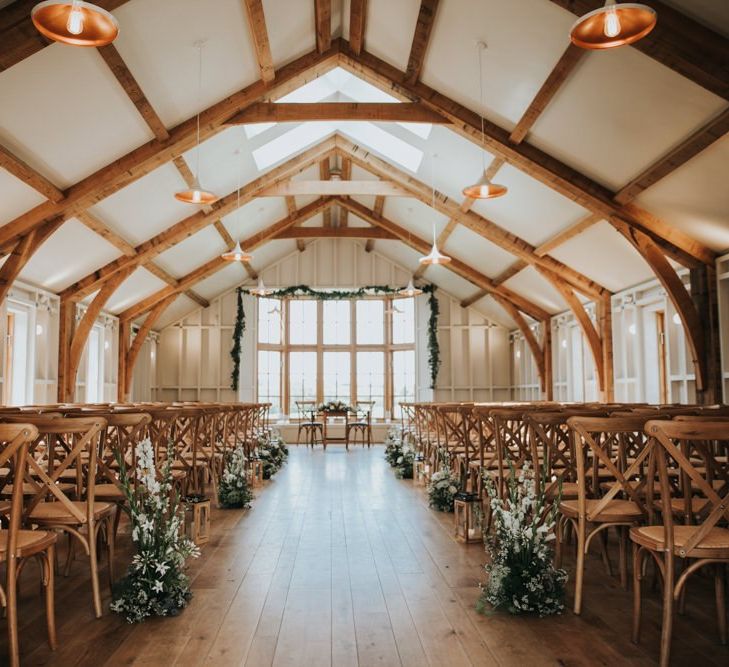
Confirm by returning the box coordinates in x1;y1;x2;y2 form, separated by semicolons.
716;564;727;645
659;557;675;667
88;527;103;618
6;553;19;667
599;529;612;577
106;517;115;592
574;518;586;615
619;526;628;590
632;543;642;644
44;546;57;650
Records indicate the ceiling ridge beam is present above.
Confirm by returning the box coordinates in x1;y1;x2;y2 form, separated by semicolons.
405;0;440;83
273;227;395;239
242;0;275;83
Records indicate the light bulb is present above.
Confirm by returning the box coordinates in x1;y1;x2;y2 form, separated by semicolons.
67;1;84;35
603;6;621;38
628;323;637;335
191;189;202;204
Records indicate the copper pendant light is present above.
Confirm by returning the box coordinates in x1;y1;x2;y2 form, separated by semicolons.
176;42;219;204
32;0;119;46
222;145;253;263
398;279;423;297
463;41;507;200
420;155;451;267
570;1;657;50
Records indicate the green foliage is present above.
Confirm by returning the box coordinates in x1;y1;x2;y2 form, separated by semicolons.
383;426;415;479
426;288;440;389
256;430;289;479
218;446;254;509
230;288;245;391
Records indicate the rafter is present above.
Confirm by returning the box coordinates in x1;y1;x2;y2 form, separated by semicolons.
349;0;368;55
320;159;332;228
273;227;395;240
242;0;275;83
534;213;602;256
366;195;384;252
314;0;332;53
493;261;527;286
405;0;440;83
339;158;352;227
260;179;408;196
0;143;64;202
336;196;551;322
338;41;715;267
460;289;488;309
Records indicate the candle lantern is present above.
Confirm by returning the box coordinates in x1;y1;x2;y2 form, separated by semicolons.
247;454;264;487
414;454;426;486
454;492;483;544
183;495;211;547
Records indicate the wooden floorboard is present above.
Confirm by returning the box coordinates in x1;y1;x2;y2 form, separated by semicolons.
4;445;729;666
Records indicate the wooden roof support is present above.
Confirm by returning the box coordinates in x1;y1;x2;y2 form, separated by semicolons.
365;195;384;252
0;143;64;202
320;159;332;228
273;227;395;240
460;289;488;309
509;44;584;145
336;196;551;322
242;0;275;83
493;261;527;286
335;135;609;300
548;0;729;101
348;0;368;55
121;294;176;401
119;197;333;322
614;108;729;204
339;158;352;227
97;44;169;141
0;44;340;251
284;196;306;252
405;0;440;83
338;41;715;267
260;179;408;196
62;138;336;301
144;263;209;309
314;0;332;54
534;213;602;256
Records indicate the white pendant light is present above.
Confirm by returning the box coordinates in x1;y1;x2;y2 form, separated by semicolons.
570;1;657;50
420;154;451;267
32;1;119;46
399;279;423;297
221;146;254;263
176;42;218;204
463;42;507;200
250;277;272;296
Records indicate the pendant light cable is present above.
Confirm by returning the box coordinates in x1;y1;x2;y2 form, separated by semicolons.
195;42;203;180
478;42;486;173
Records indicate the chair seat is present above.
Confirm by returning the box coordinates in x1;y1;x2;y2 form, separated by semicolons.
630;525;729;558
0;529;57;558
548;482;578;500
560;498;644;522
29;500;114;524
93;483;125;501
3;482;75;496
300;422;323;428
347;422;369;428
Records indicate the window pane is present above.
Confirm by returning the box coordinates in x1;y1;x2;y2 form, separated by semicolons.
393;350;416;418
356;351;384;418
323;351;350;403
356;300;384;344
289;300;317;345
323;300;350;345
289;351;317;414
257;350;281;417
392;297;414;344
257;298;281;344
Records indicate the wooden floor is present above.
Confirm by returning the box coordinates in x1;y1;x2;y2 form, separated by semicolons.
5;445;729;666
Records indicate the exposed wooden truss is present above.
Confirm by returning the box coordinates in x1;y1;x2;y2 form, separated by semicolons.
348;0;368;55
405;0;440;83
534;212;603;256
227;101;446;124
0;143;64;202
460;289;488;309
242;0;275;83
314;0;332;54
338;157;352;227
260;180;409;197
365;195;385;252
273;227;395;240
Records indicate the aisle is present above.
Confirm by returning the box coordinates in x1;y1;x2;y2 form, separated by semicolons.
11;445;729;666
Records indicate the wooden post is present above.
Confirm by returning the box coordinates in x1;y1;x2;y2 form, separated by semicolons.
117;319;130;403
690;264;722;404
597;295;614;402
57;299;74;402
542;320;553;401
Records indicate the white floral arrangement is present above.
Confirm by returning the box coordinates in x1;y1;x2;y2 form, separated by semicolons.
255;429;289;479
477;462;567;617
218;445;254;509
383;426;415;479
427;468;460;512
384;426;404;467
110;439;200;623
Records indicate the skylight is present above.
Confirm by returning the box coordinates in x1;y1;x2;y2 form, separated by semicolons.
252;122;333;170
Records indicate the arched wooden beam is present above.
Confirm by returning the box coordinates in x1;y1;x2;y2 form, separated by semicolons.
491;294;547;395
0;217;63;305
613;219;707;391
62;267;133;401
121;295;175;402
539;268;607;396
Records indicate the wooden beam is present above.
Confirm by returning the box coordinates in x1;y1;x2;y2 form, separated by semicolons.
548;0;729;101
117;319;130;402
339;158;352;227
273;227;396;240
57;299;74;402
509;44;584;144
337;196;551;321
260;179;408;197
0;45;341;251
336;135;609;300
338;42;715;267
533;213;602;257
365;195;384;253
460;289;488;309
0;143;64;202
493;261;527;286
227;101;446;125
405;0;440;83
614;108;729;204
690;264;723;404
349;0;368;55
0;1;130;71
76;211;136;257
97;43;170;141
122;295;176;400
144;263;209;309
61;139;336;301
315;0;332;53
119;197;333;321
320;159;332;228
242;0;275;83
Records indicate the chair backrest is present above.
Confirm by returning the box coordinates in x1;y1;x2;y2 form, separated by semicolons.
295;401;317;421
645;419;729;556
97;412;152;488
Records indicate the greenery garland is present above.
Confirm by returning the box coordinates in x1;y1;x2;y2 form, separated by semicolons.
230;283;440;391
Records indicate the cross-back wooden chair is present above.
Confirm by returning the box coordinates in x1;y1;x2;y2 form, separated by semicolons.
296;400;323;447
169;407;208;495
6;416;112;618
346;401;374;449
631;419;729;667
0;423;57;667
489;408;532;500
562;415;653;615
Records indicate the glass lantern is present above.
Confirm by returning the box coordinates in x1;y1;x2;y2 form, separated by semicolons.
454;492;483;544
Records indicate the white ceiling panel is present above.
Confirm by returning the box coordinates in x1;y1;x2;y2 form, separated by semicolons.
154;226;229;279
192;262;247;301
222;197;289;241
379;197;449;240
471;295;517;330
424;264;481;303
364;0;422;72
0;43;153;189
105;267;167;314
374;241;424;275
661;0;729;38
262;0;318;66
0;170;46;226
503;265;568;314
153;294;198;330
251;240;298;275
445;226;518;279
19;219;121;292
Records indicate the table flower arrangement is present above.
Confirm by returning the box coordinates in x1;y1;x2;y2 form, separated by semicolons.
256;430;289;479
111;439;199;623
316;400;353;414
218;445;254;509
477;462;567;617
427;467;460;512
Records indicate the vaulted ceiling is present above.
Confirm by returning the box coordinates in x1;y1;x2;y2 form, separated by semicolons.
0;0;727;333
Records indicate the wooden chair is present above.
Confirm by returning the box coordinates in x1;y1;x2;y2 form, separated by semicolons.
561;415;652;614
346;401;374;449
0;424;57;667
631;419;729;667
296;401;323;447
